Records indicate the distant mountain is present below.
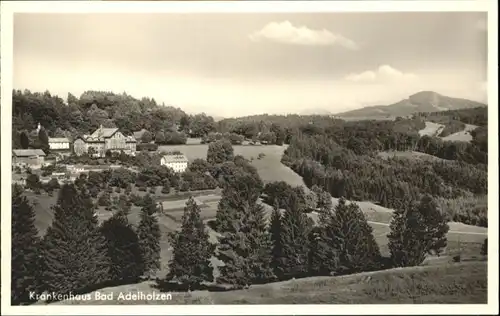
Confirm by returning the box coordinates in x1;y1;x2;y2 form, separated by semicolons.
335;91;487;118
212;116;225;122
300;108;333;116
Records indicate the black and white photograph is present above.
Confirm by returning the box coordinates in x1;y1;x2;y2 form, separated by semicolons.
1;1;497;314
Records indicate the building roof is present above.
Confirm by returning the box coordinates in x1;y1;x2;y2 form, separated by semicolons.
90;126;119;139
76;127;136;143
13;149;46;157
161;154;188;163
133;129;149;140
49;137;70;143
125;136;137;143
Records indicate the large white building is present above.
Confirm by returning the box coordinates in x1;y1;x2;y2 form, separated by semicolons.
160;153;188;173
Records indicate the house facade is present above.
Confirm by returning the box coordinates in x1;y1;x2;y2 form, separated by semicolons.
73;125;137;157
48;137;71;150
12;149;46;169
160;153;188;173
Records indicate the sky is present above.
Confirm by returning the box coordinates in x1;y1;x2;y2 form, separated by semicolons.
14;12;487;117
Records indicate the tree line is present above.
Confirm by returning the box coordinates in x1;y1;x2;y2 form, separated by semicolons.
282;133;488;227
12;89;217;148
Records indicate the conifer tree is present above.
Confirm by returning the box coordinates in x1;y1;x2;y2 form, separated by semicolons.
269;202;283;275
275;192;311;279
327;198;381;274
100;197;143;283
39;184;110;296
20;131;30;149
388;195;449;267
38;127;50;153
217;202;275;287
11;185;41;305
166;197;215;289
215;166;262;233
215;169;274;287
137;194;161;278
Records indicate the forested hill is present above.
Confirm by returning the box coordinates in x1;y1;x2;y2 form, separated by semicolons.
12;89;217;144
280;105;488;228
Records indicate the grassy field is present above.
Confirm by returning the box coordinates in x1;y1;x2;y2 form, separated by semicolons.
418;121;445;137
52;261;487;305
441;124;478;142
417;121;478;143
158;144;306;187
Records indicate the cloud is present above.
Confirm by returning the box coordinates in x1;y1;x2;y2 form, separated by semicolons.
476;18;487;31
249;21;358;49
345;65;417;83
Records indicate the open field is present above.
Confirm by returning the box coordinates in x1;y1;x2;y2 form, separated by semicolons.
418;121;445;137
158;144;306;187
418;121;478;143
441;124;478;142
52;261;487;305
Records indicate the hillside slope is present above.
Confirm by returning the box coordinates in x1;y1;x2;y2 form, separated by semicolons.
336;91;486;118
52;261;487;304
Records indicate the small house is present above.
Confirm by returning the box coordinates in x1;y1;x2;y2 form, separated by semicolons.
12;149;46;169
48;137;71;151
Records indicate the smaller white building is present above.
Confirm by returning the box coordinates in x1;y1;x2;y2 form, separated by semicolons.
160;153;188;173
49;137;71;150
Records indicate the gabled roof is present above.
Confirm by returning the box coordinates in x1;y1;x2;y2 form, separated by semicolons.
90;126;119;139
161;154;188;163
125;136;137;143
133;129;149;140
13;149;46;157
49;137;70;143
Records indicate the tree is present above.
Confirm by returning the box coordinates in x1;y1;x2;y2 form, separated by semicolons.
269;202;283;275
39;184;110;297
137;195;161;278
325;198;381;274
26;174;41;191
46;178;60;192
11;185;41;305
207;140;234;165
100;200;144;283
98;192;111;207
311;185;332;211
155;131;166;144
217;201;275;288
388;195;449;267
275;192;311;280
188;158;210;174
38;127;50;152
20;131;30;149
141;130;153;144
214;166;263;232
166;197;215;289
481;238;487;256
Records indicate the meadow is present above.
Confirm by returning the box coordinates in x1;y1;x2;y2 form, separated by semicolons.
158;144;306;187
52;261;487;305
